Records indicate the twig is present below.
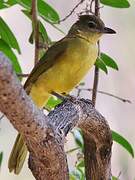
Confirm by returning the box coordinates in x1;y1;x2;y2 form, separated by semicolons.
59;0;85;23
31;0;39;65
90;0;95;13
92;64;99;105
0;114;4;121
76;86;131;103
17;73;29;78
66;147;80;154
94;0;100;16
79;0;95;15
92;0;100;106
38;42;49;50
95;90;131;103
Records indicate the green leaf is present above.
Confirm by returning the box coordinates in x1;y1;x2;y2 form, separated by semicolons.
101;53;119;70
28;21;51;45
28;30;34;44
95;57;108;74
37;0;60;23
0;17;21;54
112;130;134;158
39;21;51;44
76;160;84;168
0;0;17;9
72;129;84;151
46;96;62;109
100;0;130;8
22;10;51;45
4;0;17;6
0;152;3;167
21;10;34;44
70;169;84;180
0;39;22;74
0;1;8;9
21;2;64;34
79;82;85;86
70;159;85;180
69;174;76;180
21;9;31;19
112;176;118;180
16;0;60;23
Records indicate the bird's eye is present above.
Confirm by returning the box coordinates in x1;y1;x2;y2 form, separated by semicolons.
88;21;97;28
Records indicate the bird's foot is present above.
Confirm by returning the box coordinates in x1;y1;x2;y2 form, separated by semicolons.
61;93;76;102
51;91;65;101
51;91;76;102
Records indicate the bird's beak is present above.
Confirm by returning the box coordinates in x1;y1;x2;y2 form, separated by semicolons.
103;27;116;34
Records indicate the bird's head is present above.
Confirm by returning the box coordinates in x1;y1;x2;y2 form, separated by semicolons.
68;15;116;43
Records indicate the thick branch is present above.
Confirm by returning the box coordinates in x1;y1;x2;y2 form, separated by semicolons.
78;100;112;180
0;52;112;180
0;52;68;180
49;99;112;180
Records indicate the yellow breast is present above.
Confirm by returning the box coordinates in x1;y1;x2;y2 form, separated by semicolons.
30;37;98;107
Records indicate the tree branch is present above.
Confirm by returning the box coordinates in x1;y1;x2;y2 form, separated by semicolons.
31;0;39;64
17;73;29;78
92;0;100;106
0;52;112;180
92;64;99;105
78;100;112;180
76;86;131;103
59;0;85;23
0;52;68;180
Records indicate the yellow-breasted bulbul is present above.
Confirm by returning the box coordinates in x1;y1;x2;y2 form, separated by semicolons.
8;15;116;174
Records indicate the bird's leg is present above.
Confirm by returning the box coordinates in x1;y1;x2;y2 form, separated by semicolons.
51;91;65;101
51;91;76;102
61;92;77;102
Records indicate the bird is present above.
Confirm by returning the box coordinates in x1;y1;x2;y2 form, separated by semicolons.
8;14;116;174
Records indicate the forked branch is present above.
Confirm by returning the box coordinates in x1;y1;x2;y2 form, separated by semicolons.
0;52;112;180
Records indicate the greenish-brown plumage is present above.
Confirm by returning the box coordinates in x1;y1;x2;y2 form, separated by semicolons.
8;15;115;174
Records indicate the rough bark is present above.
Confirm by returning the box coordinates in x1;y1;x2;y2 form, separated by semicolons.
0;52;112;180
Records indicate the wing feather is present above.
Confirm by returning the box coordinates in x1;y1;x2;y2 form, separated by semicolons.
24;38;68;93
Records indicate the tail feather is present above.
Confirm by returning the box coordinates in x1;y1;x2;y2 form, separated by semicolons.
8;134;27;174
8;89;50;174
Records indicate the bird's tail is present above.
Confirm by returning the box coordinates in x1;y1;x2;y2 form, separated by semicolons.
8;90;50;174
8;134;27;174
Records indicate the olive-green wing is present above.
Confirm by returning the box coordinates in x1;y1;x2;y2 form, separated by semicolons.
24;38;68;93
